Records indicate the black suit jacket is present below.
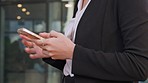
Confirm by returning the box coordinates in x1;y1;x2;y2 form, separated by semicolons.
43;0;148;83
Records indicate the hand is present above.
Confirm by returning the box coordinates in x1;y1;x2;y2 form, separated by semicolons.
20;33;51;59
33;30;76;60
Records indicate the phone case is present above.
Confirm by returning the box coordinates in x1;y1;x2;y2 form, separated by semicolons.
17;28;44;39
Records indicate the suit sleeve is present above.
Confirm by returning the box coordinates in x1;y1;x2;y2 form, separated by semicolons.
42;58;66;71
72;0;148;81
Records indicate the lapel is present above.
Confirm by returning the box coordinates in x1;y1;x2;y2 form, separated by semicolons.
74;0;108;44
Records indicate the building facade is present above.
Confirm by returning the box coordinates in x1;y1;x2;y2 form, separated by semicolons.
0;0;75;83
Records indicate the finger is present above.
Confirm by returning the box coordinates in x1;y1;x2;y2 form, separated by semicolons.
42;50;52;58
22;39;34;48
39;32;50;38
19;34;31;41
50;30;63;38
49;52;54;57
32;39;45;46
51;56;57;60
41;45;52;51
25;48;36;54
42;50;49;55
33;39;50;47
30;51;50;59
29;54;41;59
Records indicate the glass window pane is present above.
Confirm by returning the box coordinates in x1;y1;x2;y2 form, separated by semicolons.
0;1;75;83
4;3;46;32
48;2;62;32
48;1;75;32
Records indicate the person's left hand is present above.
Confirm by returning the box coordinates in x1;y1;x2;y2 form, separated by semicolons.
33;30;75;60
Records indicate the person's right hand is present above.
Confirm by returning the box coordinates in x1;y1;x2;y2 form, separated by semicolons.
20;32;51;59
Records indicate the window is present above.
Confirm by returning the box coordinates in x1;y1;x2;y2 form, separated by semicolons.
0;0;75;83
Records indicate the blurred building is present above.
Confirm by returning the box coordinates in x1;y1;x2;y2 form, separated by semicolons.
0;0;75;83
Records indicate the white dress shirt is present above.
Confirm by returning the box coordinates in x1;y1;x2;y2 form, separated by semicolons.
64;0;91;77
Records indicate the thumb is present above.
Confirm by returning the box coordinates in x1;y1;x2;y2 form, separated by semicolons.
50;30;63;38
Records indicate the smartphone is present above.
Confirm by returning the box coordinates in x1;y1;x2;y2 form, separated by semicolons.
17;28;44;40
